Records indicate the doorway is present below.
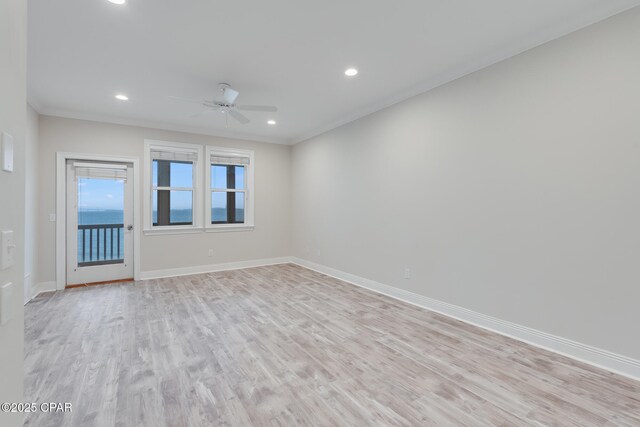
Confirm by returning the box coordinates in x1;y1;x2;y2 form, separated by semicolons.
65;160;134;286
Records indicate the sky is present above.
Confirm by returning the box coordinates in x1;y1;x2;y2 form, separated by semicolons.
78;178;124;210
78;163;245;211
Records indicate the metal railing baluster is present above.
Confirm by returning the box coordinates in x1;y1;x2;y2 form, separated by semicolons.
77;224;125;267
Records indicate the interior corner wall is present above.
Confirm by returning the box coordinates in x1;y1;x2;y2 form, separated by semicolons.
37;117;292;282
0;0;27;424
25;105;39;301
291;7;640;360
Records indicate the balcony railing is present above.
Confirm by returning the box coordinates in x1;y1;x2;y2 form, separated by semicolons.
78;224;124;267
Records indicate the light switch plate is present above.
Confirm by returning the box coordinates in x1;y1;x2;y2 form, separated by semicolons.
0;282;13;325
1;230;15;270
2;132;14;172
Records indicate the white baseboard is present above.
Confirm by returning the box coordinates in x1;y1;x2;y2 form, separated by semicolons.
41;253;640;381
25;281;57;304
140;256;294;280
291;257;640;382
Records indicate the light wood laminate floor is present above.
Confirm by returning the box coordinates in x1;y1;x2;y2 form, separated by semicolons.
25;264;640;426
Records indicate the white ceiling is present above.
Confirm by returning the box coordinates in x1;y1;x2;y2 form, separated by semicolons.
28;0;640;144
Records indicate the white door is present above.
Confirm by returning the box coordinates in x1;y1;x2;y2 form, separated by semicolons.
66;161;134;285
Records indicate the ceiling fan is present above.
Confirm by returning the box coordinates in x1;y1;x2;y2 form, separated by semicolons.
170;83;277;125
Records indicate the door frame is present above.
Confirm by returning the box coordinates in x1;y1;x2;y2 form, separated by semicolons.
56;152;141;290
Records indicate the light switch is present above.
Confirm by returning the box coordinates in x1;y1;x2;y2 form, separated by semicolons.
1;230;16;270
0;282;13;325
49;213;56;222
2;132;14;172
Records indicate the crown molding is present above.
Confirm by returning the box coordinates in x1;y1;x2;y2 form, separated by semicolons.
27;97;44;115
28;2;640;146
292;2;640;144
37;107;292;146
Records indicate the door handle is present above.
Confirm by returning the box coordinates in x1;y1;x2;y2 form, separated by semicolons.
126;224;133;231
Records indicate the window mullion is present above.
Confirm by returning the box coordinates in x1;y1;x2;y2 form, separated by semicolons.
156;160;171;226
226;165;236;223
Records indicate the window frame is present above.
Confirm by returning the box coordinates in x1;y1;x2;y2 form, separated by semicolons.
143;140;203;235
205;146;255;232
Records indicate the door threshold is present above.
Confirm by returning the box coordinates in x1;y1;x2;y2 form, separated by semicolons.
66;278;134;289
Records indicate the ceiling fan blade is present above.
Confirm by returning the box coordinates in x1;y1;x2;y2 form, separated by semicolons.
236;105;278;112
220;87;240;105
228;109;250;125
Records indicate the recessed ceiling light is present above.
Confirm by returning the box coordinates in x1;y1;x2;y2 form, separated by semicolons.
115;94;129;101
267;120;276;125
108;0;126;5
345;68;358;77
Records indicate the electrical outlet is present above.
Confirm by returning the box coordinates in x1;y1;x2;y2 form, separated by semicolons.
404;268;411;279
208;249;214;257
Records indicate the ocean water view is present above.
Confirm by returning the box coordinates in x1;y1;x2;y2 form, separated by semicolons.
75;170;244;264
77;208;244;226
77;209;125;264
77;208;244;264
78;209;124;225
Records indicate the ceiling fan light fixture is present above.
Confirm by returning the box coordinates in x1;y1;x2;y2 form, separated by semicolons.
115;94;129;101
169;83;277;126
267;120;276;125
345;68;358;77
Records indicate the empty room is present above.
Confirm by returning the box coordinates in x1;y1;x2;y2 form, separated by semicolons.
2;0;640;425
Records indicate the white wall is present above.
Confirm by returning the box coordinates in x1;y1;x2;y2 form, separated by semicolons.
0;0;27;424
25;105;39;301
292;8;640;360
37;116;291;282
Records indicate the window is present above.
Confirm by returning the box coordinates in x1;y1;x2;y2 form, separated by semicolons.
205;146;254;231
152;159;194;226
144;140;203;233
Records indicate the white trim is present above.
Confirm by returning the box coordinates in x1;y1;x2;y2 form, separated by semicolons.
143;139;204;233
205;225;254;233
37;108;291;145
24;281;57;304
290;257;640;382
24;274;32;305
139;256;293;280
27;99;44;116
292;2;640;144
29;3;639;147
34;281;57;298
143;227;204;236
72;162;127;170
56;152;141;290
205;146;255;231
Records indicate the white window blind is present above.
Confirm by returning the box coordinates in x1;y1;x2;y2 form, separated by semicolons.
151;149;198;162
210;154;250;166
74;162;128;181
